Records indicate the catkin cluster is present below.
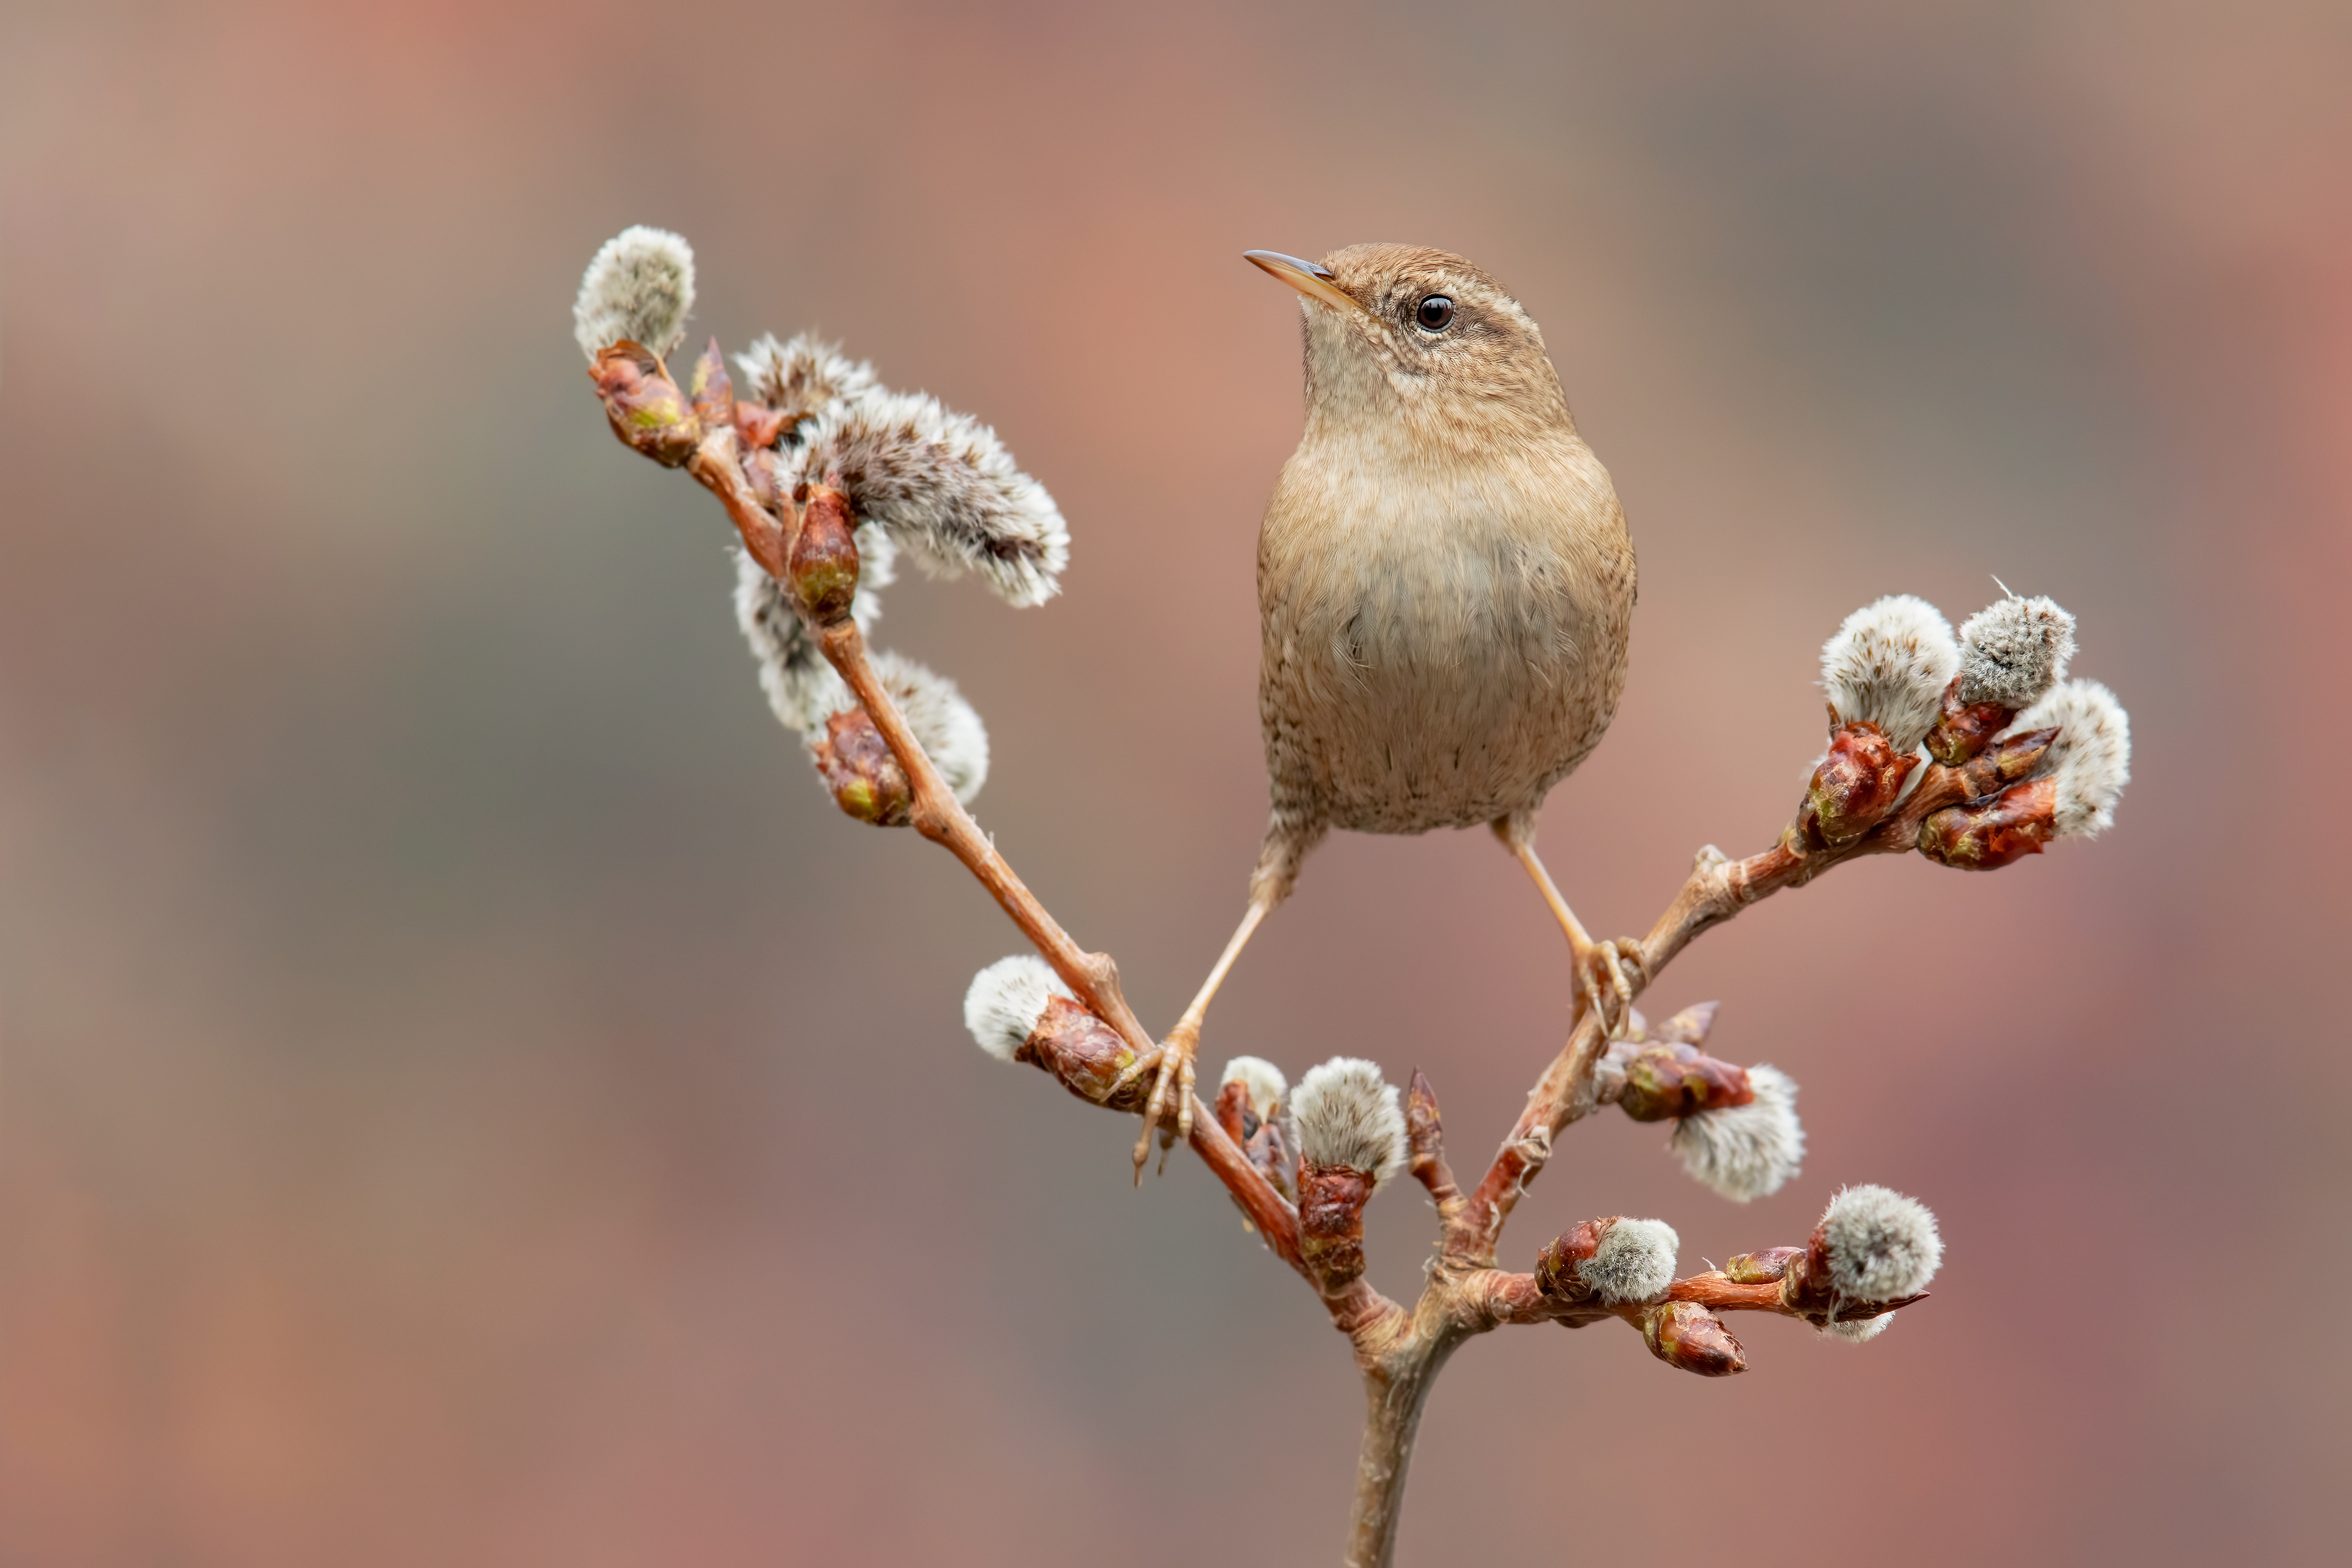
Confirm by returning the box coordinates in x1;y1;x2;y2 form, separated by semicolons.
570;226;1073;821
1815;589;2130;862
1592;1003;1806;1202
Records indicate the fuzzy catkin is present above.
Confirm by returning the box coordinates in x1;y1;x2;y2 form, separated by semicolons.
1219;1057;1288;1124
1819;1312;1893;1343
2010;678;2132;838
1819;1186;1942;1301
1576;1218;1679;1304
793;390;1070;607
964;955;1071;1061
573;226;696;361
1956;595;2075;710
1670;1065;1804;1201
1291;1058;1406;1188
735;333;880;439
1820;595;1961;752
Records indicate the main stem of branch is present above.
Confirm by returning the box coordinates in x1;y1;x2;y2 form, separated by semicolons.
1338;1268;1541;1567
1349;1345;1452;1568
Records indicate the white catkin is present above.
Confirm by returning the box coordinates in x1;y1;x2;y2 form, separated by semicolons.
1956;594;2076;710
1576;1218;1679;1305
807;649;989;806
1219;1057;1288;1124
1820;1185;1943;1301
1820;594;1961;752
573;226;696;361
962;955;1073;1062
1669;1065;1805;1201
730;533;894;735
1291;1058;1406;1188
1819;1312;1894;1343
793;389;1070;607
734;332;881;438
2009;678;2132;838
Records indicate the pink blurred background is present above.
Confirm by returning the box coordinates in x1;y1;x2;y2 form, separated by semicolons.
4;1;2347;1562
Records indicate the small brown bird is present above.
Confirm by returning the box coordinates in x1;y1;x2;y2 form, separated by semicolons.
1124;244;1641;1170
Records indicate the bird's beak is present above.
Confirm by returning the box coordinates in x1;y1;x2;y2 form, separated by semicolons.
1244;250;1369;318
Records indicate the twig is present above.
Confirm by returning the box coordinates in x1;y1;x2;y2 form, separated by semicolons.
680;428;1311;1269
1458;744;2029;1265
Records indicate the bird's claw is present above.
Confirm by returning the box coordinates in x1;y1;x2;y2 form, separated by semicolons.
1579;938;1646;1041
1117;1019;1198;1183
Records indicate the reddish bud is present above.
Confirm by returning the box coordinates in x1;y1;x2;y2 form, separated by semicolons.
1777;1233;1917;1328
588;341;701;467
1298;1162;1375;1287
733;400;791;451
743;448;786;512
1017;996;1147;1112
1618;1041;1755;1122
1405;1068;1443;1153
1800;721;1920;848
1923;677;2014;767
809;707;911;825
789;484;862;628
1918;776;2058;870
1781;1250;1820;1316
1647;1001;1720;1047
1535;1219;1608;1302
1724;1247;1802;1285
1780;1229;1837;1320
1215;1078;1296;1202
1403;1066;1453;1201
687;336;735;431
1956;725;2056;795
1780;1262;1908;1332
1779;1217;1857;1323
1212;1079;1251;1144
1642;1300;1746;1376
1250;1120;1295;1203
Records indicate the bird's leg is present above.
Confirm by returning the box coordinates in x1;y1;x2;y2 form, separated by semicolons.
1493;820;1645;1037
1114;897;1272;1182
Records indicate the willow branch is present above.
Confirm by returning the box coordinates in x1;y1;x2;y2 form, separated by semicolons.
1456;1268;1922;1334
675;429;1308;1272
1652;1271;1924;1320
1459;748;2025;1263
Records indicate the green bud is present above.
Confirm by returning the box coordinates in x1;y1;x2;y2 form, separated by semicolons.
810;708;911;826
588;341;701;467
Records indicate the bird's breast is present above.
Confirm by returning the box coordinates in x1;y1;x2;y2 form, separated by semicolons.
1257;434;1635;832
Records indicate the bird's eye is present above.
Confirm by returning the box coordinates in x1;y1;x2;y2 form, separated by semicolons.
1415;295;1455;330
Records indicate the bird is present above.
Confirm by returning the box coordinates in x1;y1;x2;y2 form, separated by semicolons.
1121;244;1642;1175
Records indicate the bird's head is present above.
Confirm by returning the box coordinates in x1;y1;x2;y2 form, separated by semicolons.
1246;243;1573;453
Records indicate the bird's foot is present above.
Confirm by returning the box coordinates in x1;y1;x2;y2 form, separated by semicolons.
1110;1017;1199;1183
1578;938;1648;1041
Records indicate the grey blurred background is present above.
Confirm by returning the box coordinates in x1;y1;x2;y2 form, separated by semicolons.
4;1;2347;1562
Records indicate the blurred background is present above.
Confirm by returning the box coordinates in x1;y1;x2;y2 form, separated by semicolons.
4;1;2347;1562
